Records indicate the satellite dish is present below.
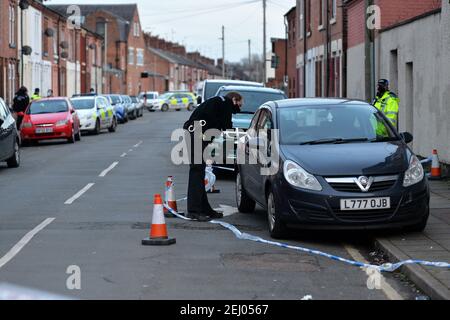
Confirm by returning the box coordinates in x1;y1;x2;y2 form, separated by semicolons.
21;46;32;56
60;51;69;59
44;28;54;37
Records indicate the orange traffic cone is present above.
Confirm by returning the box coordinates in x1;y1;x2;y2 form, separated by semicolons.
142;194;176;246
164;176;183;218
430;149;442;180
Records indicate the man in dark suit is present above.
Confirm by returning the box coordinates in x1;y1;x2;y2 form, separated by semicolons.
183;92;243;221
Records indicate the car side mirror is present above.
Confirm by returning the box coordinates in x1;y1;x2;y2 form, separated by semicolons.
400;132;413;144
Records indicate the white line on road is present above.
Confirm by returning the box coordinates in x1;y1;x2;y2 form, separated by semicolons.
0;218;55;270
134;141;143;148
64;183;95;205
120;153;127;158
99;162;119;177
344;245;404;300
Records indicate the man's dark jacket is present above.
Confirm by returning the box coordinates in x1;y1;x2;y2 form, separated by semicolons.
184;96;235;132
12;94;30;113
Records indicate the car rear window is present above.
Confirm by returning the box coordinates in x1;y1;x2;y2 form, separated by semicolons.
71;98;96;110
28;100;69;115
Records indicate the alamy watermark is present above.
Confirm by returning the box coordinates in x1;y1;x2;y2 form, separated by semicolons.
171;124;280;176
66;265;81;290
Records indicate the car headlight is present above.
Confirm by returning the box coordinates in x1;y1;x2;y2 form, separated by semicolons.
403;155;424;187
283;160;322;191
56;119;69;126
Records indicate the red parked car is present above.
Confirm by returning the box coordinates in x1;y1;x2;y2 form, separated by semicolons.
20;97;81;144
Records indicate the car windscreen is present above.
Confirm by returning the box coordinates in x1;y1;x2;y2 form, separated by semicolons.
109;96;121;105
278;105;398;145
130;97;139;103
159;93;173;100
27;100;68;115
219;90;286;113
71;98;95;110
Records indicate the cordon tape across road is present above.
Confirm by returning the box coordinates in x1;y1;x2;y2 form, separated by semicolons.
164;202;450;273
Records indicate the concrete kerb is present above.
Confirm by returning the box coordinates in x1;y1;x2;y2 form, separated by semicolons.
375;238;450;300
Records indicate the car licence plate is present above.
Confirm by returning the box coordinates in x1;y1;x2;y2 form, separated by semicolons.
340;198;391;211
35;127;54;134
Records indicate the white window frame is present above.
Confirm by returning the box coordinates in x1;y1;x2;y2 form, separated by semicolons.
136;48;144;66
9;4;16;47
330;0;337;24
134;22;140;37
298;0;304;40
318;0;327;31
128;47;135;65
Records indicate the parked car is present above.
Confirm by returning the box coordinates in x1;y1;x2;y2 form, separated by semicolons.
236;99;429;238
198;79;264;105
122;95;137;120
0;98;20;167
139;91;159;111
211;86;287;166
150;92;197;112
130;96;144;118
104;95;128;123
20;98;81;145
71;96;117;135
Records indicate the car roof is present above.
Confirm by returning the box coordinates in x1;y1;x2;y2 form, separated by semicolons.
273;98;372;109
32;97;68;101
205;79;264;87
217;86;285;95
71;96;97;100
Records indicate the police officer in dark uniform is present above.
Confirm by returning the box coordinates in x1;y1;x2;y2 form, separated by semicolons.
183;92;243;221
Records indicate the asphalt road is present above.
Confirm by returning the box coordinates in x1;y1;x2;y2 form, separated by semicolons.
0;110;424;300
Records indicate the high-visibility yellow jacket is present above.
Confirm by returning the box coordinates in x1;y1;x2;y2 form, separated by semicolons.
31;94;41;101
373;91;399;129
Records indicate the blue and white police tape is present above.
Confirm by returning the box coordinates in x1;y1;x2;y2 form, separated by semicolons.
163;204;450;273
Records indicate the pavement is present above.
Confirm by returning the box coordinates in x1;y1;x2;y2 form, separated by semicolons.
376;179;450;300
0;110;441;300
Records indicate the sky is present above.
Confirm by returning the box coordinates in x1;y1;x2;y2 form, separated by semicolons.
47;0;296;63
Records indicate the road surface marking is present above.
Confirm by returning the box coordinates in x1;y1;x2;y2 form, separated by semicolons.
134;141;143;148
0;218;55;270
99;162;119;177
128;149;133;152
120;153;127;158
64;183;95;205
344;245;403;300
214;205;238;217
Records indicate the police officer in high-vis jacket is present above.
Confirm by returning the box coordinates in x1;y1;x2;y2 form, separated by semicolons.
373;79;399;129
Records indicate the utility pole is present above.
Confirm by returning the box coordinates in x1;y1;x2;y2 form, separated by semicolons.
248;39;252;80
263;0;267;84
220;26;225;79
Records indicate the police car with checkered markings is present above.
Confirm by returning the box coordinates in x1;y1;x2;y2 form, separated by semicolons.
71;96;117;135
150;92;196;112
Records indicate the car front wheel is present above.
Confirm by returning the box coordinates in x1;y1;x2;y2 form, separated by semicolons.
267;191;288;239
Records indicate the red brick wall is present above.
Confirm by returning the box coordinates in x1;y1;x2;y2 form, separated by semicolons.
377;0;441;29
347;0;366;48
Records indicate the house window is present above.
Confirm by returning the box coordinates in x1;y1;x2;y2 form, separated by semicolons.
306;0;311;35
9;4;15;47
136;49;144;66
298;0;304;39
8;62;16;105
331;0;337;20
128;47;135;65
134;22;140;37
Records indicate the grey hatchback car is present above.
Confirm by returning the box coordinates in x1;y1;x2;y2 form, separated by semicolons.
0;98;20;168
236;99;429;238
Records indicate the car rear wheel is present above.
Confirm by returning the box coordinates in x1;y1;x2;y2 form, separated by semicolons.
267;191;288;239
236;173;256;213
6;140;20;168
161;104;169;112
